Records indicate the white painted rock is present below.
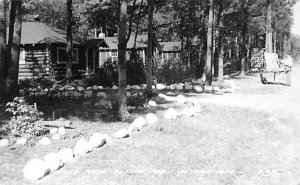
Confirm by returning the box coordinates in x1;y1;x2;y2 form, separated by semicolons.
193;85;203;92
156;83;165;90
170;84;176;90
175;83;184;90
148;100;157;107
165;96;176;102
0;139;9;147
131;85;140;90
52;134;61;140
15;138;27;146
44;152;64;172
128;117;147;132
89;133;106;149
74;138;91;156
158;93;167;99
58;127;66;136
222;88;235;93
140;84;147;89
113;129;129;139
98;86;104;89
92;85;98;90
146;113;158;125
86;87;92;90
23;158;50;181
57;148;74;163
127;85;131;90
163;108;178;120
97;92;107;98
49;128;58;135
204;86;213;91
38;137;51;145
192;101;201;113
176;94;186;104
224;79;241;90
182;108;196;117
184;83;193;90
213;86;221;91
112;85;118;90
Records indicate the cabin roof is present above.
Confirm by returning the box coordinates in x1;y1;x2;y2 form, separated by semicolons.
160;42;181;52
20;22;83;45
87;34;162;50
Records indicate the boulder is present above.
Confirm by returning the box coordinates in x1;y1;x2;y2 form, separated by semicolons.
15;138;27;146
57;148;74;163
23;158;50;181
57;127;66;136
204;85;213;91
113;129;129;139
169;84;176;90
74;91;82;97
176;94;186;104
146;113;158;125
0;139;9;147
86;87;92;91
224;79;241;90
148;100;157;107
193;85;203;92
103;134;113;145
222;88;235;93
163;108;178;120
92;85;98;90
158;93;167;99
156;83;165;90
74;138;91;156
84;91;93;98
50;128;58;135
128;117;147;132
88;133;106;149
213;86;221;91
175;83;184;90
44;153;64;172
77;86;85;92
184;83;193;90
52;134;61;140
112;85;118;90
97;92;107;98
131;85;140;90
98;86;104;89
38;137;51;145
140;84;147;89
182;108;195;117
165;96;176;102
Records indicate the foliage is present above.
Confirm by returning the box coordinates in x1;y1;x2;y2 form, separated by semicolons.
127;50;146;85
127;92;147;107
5;97;45;137
155;58;195;84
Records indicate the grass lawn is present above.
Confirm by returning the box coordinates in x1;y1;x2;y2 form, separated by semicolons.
0;100;298;185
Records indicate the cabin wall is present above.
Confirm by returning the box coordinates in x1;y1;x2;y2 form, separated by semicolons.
19;44;49;80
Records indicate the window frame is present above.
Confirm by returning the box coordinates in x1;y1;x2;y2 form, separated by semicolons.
57;47;79;64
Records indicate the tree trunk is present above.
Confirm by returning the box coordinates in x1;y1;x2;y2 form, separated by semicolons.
65;0;73;81
217;3;224;82
0;0;7;90
133;0;144;49
118;0;130;121
218;41;224;82
6;0;22;97
240;0;248;76
266;0;272;53
205;0;214;86
146;0;154;97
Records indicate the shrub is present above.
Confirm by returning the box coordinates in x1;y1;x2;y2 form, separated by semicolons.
127;93;147;107
5;97;46;137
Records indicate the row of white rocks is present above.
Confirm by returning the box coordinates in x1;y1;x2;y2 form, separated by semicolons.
19;93;201;181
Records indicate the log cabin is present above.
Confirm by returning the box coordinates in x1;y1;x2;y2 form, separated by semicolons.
18;21;86;80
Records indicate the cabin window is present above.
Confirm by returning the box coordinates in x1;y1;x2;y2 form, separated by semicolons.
57;47;79;64
19;48;26;64
110;50;118;58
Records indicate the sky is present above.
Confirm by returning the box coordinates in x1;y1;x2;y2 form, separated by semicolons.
292;1;300;36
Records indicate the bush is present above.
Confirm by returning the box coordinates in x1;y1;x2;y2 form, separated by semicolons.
5;97;45;137
127;93;147;107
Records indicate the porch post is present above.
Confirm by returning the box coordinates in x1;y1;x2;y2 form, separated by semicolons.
93;47;96;73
